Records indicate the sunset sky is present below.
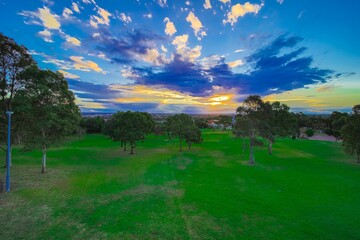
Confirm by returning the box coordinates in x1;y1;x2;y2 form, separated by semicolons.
0;0;359;113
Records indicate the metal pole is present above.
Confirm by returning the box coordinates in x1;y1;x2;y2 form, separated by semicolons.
6;111;13;192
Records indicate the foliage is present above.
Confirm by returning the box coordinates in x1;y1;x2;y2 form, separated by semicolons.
80;116;105;133
13;66;81;172
104;111;154;154
0;32;35;111
184;125;203;149
305;128;315;137
195;118;208;129
340;105;360;163
166;113;201;151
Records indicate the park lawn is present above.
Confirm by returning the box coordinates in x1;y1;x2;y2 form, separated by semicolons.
1;131;360;239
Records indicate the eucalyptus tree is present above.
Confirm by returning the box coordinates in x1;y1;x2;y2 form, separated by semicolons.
13;66;81;173
235;95;265;164
184;125;202;150
340;105;360;163
167;113;198;151
104;111;154;154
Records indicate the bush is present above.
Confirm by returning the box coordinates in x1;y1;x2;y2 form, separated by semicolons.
305;128;315;137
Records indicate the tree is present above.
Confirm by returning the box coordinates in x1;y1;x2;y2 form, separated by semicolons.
235;95;265;164
13;67;81;173
0;33;35;112
167;113;197;151
184;125;202;150
80;116;105;133
260;101;294;154
104;111;154;154
218;115;232;131
305;128;315;137
340;105;360;163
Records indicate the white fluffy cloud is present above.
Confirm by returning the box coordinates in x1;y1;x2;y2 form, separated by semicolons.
66;36;81;46
186;12;206;40
72;2;81;13
90;7;112;28
119;13;132;23
204;0;212;9
164;17;177;36
158;0;167;7
224;2;262;26
172;34;202;62
38;29;53;42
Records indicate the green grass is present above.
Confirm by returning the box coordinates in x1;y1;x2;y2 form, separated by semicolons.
1;131;360;239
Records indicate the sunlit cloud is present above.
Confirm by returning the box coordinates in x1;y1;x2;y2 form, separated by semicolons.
70;56;105;73
38;29;53;42
204;0;212;9
224;2;262;26
72;2;81;13
186;11;207;40
66;36;81;46
164;17;177;36
119;13;132;23
228;59;244;68
19;6;61;30
90;7;111;28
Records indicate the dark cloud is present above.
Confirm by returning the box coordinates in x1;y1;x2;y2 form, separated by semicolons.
94;29;164;64
67;79;120;99
131;35;337;98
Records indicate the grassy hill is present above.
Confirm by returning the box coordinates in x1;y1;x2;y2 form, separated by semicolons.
1;131;360;239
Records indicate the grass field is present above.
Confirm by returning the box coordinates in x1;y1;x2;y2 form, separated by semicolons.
1;131;360;239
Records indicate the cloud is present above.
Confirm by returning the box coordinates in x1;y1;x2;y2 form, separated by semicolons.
90;7;111;28
19;6;61;30
186;12;207;40
164;17;177;36
228;59;244;68
234;49;245;53
119;13;132;23
277;0;284;4
172;34;202;62
316;84;339;92
219;0;230;3
157;0;167;7
224;2;262;26
94;29;166;65
67;79;120;99
72;2;81;13
131;35;336;98
38;29;53;42
204;0;212;9
62;8;73;19
143;13;152;19
58;70;80;79
70;56;105;73
66;36;81;46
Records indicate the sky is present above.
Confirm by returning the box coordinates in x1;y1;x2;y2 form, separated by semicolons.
0;0;359;114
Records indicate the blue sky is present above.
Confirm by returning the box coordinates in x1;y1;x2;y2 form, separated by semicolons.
0;0;359;113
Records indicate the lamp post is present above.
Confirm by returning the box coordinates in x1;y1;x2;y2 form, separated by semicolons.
6;111;13;192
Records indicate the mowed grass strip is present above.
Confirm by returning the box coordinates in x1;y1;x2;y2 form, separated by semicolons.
1;131;360;239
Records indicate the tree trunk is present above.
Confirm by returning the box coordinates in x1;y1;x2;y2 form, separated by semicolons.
188;143;191;150
41;144;47;173
249;137;255;165
130;145;134;155
268;140;273;155
179;137;182;152
123;141;127;151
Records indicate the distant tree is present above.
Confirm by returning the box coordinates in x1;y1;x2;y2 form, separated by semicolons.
235;95;266;164
305;128;315;137
340;105;360;163
13;67;81;173
153;123;165;136
104;111;154;154
260;101;294;154
80;116;105;133
167;113;197;151
218;115;232;131
184;125;202;150
195;118;208;129
328;111;348;141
